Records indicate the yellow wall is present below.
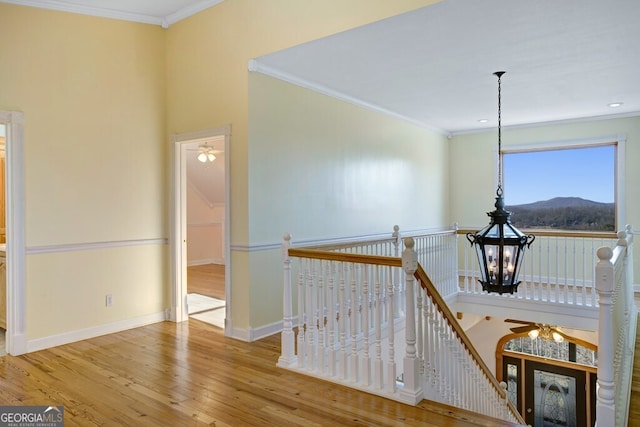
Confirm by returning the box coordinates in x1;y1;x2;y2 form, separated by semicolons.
0;0;444;342
165;0;441;244
165;0;443;333
0;4;167;339
449;116;640;276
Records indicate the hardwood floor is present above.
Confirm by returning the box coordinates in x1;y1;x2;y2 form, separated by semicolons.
628;313;640;426
187;263;225;300
0;321;524;426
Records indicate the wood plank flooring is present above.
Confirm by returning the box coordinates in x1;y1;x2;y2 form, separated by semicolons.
628;313;640;426
187;263;225;300
0;321;525;426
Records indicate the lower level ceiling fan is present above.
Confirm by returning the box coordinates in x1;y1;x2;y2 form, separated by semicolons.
505;319;567;342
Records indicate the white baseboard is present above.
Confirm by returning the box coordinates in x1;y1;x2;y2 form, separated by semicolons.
187;258;225;266
27;311;166;353
228;316;299;342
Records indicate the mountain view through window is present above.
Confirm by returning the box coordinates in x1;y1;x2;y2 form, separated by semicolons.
503;144;615;232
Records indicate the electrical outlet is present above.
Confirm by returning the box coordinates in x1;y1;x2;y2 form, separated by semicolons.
105;294;113;307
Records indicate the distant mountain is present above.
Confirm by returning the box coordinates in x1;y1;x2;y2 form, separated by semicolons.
505;197;615;231
507;197;613;210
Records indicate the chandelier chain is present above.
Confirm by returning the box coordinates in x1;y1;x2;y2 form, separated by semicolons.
496;71;504;196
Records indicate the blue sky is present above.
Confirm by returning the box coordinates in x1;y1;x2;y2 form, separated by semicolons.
503;145;615;206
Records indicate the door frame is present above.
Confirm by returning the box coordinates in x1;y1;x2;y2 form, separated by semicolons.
170;125;231;333
0;110;27;355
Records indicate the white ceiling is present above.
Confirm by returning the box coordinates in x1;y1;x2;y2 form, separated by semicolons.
0;0;223;27
7;0;638;133
252;0;640;135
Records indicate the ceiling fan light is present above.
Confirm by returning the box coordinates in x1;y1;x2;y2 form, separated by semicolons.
207;151;216;162
197;152;208;162
528;329;539;340
552;331;564;343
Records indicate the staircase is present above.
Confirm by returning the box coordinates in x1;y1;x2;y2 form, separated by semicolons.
278;224;637;426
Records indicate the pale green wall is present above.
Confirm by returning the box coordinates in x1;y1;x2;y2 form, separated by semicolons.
450;116;640;278
247;73;450;327
0;4;167;340
165;0;442;333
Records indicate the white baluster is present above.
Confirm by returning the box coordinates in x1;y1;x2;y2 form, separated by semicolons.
393;227;405;319
386;265;396;393
278;233;296;367
416;285;424;380
374;266;383;389
297;259;305;368
361;265;371;386
571;238;577;304
563;236;568;303
338;262;347;380
317;260;326;374
327;261;336;376
437;312;446;397
349;264;359;382
305;260;316;371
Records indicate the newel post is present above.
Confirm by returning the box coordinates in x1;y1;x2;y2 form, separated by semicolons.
595;246;615;425
401;237;423;404
278;233;296;367
624;224;635;305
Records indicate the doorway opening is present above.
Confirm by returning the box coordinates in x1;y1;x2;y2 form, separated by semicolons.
171;126;231;334
0;110;26;356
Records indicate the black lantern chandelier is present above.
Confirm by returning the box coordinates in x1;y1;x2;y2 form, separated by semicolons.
466;71;535;294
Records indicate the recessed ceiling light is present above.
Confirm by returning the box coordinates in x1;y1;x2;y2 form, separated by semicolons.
478;119;489;123
608;102;623;108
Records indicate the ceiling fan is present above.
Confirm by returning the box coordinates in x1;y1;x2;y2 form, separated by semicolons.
187;145;222;162
505;319;567;342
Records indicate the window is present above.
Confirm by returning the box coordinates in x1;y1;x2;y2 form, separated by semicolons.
502;142;618;232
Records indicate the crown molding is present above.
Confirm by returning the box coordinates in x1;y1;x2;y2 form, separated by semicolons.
248;59;448;136
0;0;224;28
164;0;223;28
449;110;640;137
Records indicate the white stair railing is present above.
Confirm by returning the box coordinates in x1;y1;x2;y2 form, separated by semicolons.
279;238;412;403
403;227;459;299
595;225;637;427
280;223;637;426
403;238;522;423
279;230;525;423
459;228;617;306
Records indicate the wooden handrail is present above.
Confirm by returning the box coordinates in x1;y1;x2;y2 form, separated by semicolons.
414;264;526;424
288;248;401;267
458;228;617;239
292;237;398;251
